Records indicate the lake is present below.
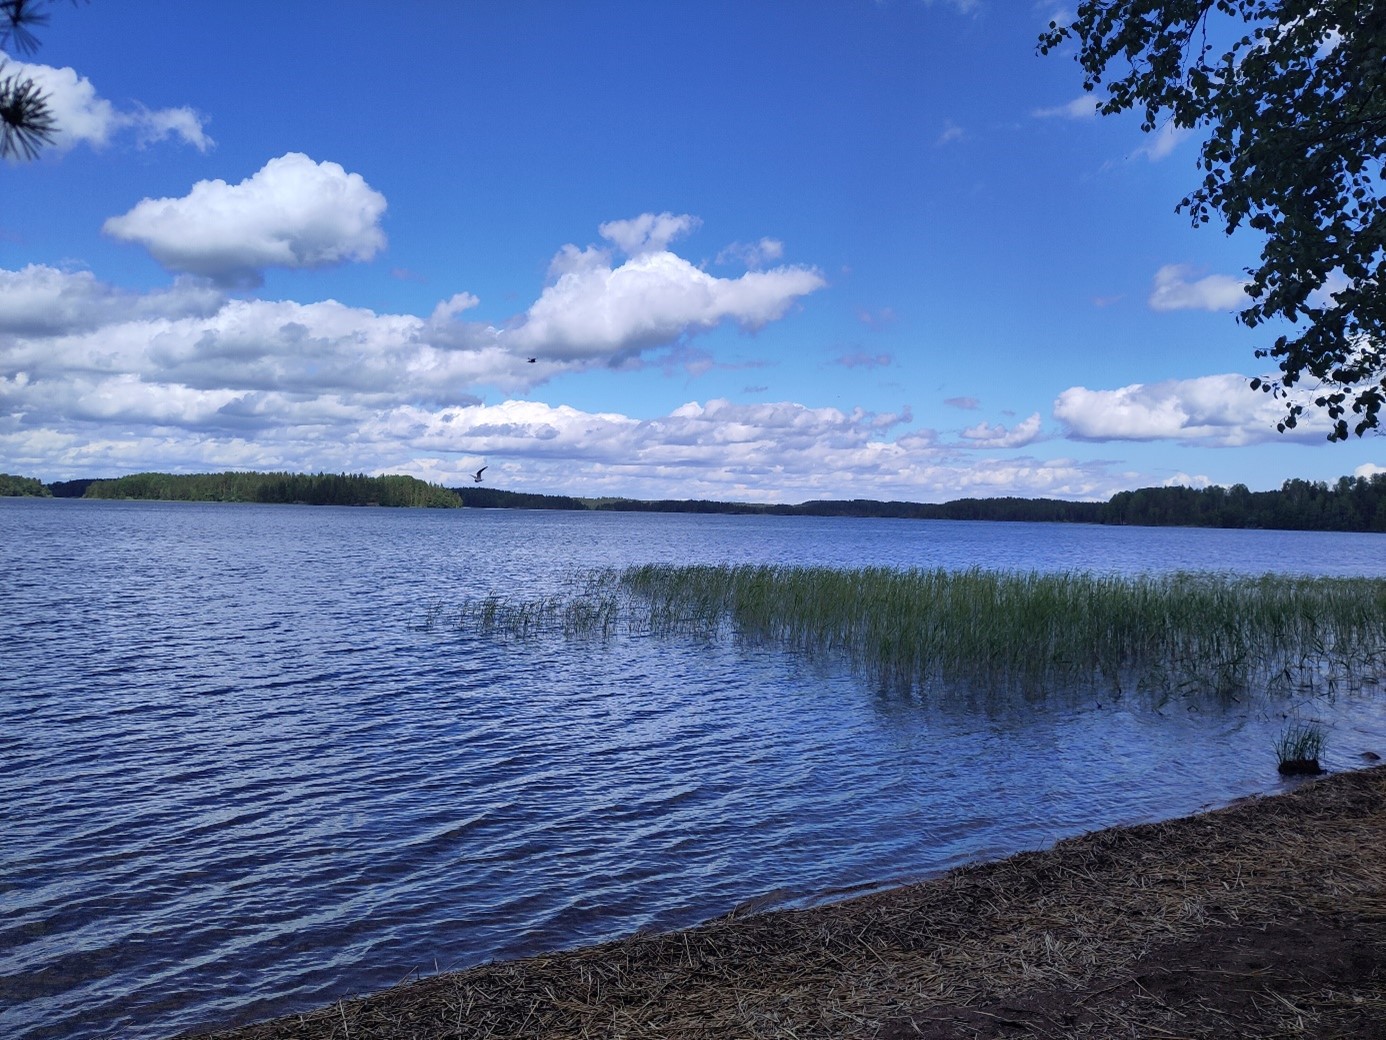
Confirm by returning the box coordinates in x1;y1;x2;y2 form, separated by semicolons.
3;498;1384;1040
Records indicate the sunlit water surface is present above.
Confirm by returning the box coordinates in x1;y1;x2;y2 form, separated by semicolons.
3;499;1385;1039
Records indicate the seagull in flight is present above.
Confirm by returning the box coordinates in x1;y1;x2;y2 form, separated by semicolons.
472;466;487;483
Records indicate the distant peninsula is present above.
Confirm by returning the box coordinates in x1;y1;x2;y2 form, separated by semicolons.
4;471;462;508
4;470;1385;532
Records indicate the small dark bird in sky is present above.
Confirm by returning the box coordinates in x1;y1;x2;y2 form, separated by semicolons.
526;357;537;364
472;466;487;483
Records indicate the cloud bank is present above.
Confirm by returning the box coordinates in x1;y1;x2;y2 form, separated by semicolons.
9;204;1284;502
1;243;1130;501
961;413;1043;449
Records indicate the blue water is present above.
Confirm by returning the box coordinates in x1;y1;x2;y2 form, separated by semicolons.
2;498;1384;1039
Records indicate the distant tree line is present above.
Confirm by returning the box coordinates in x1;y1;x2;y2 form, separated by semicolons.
0;473;50;497
767;497;1103;523
452;475;1386;533
47;479;98;497
7;470;1384;531
77;471;462;508
1100;477;1386;533
458;487;589;511
592;497;771;515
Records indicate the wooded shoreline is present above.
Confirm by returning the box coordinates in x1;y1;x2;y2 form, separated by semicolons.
5;469;1386;532
189;766;1386;1040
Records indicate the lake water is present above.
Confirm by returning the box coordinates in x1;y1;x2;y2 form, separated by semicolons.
3;498;1385;1040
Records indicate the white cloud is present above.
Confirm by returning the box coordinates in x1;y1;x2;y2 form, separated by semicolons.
429;292;481;324
1355;463;1386;479
0;263;1139;499
102;153;387;286
0;266;510;410
130;106;211;151
716;237;785;269
1148;264;1249;312
1054;374;1328;446
0;264;223;335
935;119;965;145
1;228;1189;502
1162;472;1212;489
2;53;211;154
504;225;826;361
960;412;1044;448
0;222;827;479
341;398;1116;502
598;212;700;255
1133;120;1192;161
4;211;826;411
1032;95;1100;120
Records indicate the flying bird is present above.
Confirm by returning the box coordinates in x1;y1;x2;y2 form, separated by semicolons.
526;357;537;364
472;466;488;483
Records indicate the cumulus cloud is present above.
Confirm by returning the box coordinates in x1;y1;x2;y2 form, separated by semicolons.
0;264;1139;500
3;216;1173;502
1054;374;1328;446
598;212;700;255
5;210;825;413
504;220;826;361
344;397;1115;502
1148;264;1249;312
0;221;824;478
0;265;223;336
1162;472;1212;489
960;413;1044;448
0;265;512;410
102;153;387;286
2;53;211;154
429;292;481;324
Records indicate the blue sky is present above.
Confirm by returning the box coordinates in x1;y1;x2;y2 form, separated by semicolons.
2;0;1381;502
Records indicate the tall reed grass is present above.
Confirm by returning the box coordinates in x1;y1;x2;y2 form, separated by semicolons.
440;565;1386;705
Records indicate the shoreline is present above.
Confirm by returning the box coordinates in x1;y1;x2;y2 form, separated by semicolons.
190;766;1386;1039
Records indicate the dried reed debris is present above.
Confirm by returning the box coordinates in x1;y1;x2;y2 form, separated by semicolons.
192;767;1386;1040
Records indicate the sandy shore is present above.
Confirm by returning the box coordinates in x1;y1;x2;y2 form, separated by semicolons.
190;766;1386;1039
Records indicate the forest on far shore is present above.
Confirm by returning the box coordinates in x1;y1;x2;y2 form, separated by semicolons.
0;471;461;508
3;471;1385;532
460;474;1386;532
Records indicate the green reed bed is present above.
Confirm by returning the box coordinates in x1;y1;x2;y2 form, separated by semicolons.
443;565;1386;703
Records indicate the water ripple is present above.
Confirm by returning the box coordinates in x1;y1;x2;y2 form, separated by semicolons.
4;500;1386;1039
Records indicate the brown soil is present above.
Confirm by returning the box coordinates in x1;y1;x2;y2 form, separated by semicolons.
190;767;1386;1040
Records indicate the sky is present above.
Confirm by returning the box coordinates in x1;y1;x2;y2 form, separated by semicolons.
2;0;1382;503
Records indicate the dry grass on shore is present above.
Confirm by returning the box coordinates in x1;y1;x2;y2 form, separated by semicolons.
192;767;1386;1040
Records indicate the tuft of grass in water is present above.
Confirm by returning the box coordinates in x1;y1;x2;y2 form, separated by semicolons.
444;565;1386;706
1275;721;1327;775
